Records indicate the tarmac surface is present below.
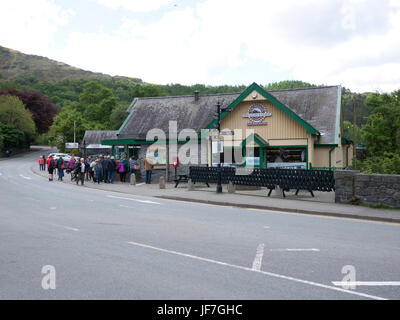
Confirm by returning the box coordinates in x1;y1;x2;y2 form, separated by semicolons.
0;146;399;300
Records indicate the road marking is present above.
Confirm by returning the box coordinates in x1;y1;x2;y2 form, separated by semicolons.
332;281;400;287
107;195;161;205
136;183;145;186
127;241;387;300
263;226;270;229
270;248;320;252
19;174;32;180
63;226;80;232
49;207;57;210
252;243;265;271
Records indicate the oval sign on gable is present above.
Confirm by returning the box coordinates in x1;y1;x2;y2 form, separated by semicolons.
242;104;271;126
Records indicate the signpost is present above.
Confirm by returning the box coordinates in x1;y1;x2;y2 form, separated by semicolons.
214;101;232;194
65;143;79;149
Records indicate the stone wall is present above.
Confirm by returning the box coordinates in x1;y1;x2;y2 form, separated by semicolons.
335;170;400;207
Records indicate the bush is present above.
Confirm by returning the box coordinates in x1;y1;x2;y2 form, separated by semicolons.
359;153;400;174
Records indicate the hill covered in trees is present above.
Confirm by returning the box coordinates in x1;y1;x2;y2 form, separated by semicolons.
0;45;142;83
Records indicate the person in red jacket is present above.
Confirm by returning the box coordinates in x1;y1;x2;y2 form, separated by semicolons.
47;156;56;181
38;156;45;171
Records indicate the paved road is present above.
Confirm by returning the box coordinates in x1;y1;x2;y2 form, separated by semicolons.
0;148;399;300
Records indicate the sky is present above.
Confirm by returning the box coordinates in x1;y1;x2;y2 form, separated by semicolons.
0;0;399;93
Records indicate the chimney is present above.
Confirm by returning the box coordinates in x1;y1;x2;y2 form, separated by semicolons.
194;90;200;101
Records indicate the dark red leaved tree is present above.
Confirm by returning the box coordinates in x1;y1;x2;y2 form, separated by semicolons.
0;89;59;134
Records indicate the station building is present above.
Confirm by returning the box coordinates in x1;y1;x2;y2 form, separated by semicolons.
101;82;353;181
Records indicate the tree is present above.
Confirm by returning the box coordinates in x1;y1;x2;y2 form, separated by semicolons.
0;124;26;150
48;105;108;152
265;80;319;90
110;103;128;130
361;90;400;156
0;89;58;134
0;95;36;145
79;81;117;125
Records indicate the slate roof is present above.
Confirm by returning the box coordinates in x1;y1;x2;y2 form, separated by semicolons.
82;130;118;146
117;85;340;145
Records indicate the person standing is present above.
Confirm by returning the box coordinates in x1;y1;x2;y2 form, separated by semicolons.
103;155;110;183
56;156;65;181
144;157;154;184
42;155;47;170
39;156;45;171
129;155;139;177
107;156;117;184
122;157;129;182
84;157;91;181
47;156;56;181
117;160;126;183
74;158;85;186
94;159;102;184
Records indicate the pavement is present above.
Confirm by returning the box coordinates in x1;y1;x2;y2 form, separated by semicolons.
30;153;400;224
1;146;400;300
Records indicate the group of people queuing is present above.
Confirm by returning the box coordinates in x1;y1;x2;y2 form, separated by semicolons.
42;154;154;185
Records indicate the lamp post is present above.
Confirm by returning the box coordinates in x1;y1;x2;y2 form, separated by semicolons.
83;140;87;159
214;101;232;194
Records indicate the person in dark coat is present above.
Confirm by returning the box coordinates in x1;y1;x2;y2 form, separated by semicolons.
47;156;56;181
107;156;117;184
56;157;65;181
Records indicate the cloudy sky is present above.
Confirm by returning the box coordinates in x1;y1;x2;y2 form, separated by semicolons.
0;0;399;92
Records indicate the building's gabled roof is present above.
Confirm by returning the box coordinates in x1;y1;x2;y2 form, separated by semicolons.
117;83;341;145
118;93;240;140
82;130;118;146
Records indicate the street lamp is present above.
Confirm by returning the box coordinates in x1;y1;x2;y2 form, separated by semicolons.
213;101;232;194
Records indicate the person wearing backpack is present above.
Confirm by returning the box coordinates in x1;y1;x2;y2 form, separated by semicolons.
47;156;56;181
56;156;65;181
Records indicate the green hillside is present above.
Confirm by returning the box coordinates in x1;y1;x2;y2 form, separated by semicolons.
0;45;142;83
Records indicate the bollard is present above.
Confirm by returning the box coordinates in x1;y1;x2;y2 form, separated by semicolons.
130;173;136;185
227;181;236;194
187;179;194;191
159;176;166;189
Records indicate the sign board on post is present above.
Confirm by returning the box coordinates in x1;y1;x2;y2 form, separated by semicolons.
65;143;79;149
173;157;179;168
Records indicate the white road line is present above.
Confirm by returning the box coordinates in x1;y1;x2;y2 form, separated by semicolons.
252;243;265;271
127;241;386;300
332;281;400;287
19;174;32;180
63;226;80;232
263;226;270;229
0;172;2;176
107;195;161;205
270;248;320;252
49;207;57;210
135;183;145;186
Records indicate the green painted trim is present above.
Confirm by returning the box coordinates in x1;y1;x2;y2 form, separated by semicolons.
206;82;320;135
266;145;307;149
241;133;269;148
117;98;138;135
334;85;342;145
329;147;335;169
314;144;338;148
306;146;309;170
